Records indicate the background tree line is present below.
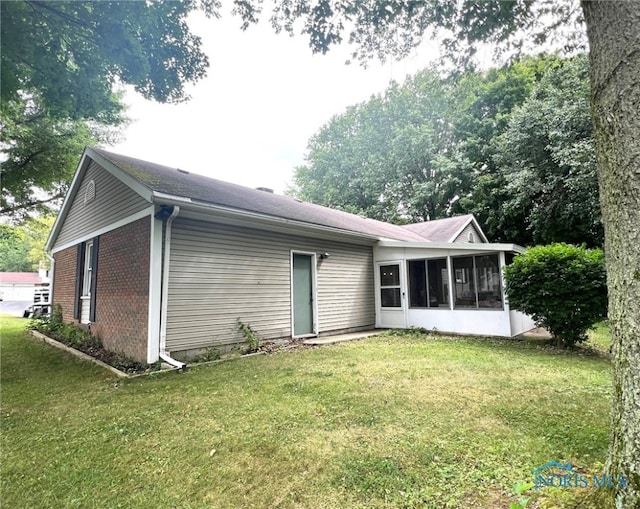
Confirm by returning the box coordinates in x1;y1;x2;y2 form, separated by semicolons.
0;217;54;272
291;53;601;247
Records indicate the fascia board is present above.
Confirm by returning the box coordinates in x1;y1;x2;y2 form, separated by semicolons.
448;215;489;244
45;149;92;251
377;240;525;253
85;147;154;202
470;217;490;243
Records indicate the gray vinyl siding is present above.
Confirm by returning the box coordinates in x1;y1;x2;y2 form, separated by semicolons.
54;161;150;248
453;223;484;243
165;218;374;352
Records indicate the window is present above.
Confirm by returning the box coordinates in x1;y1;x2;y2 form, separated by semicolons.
408;258;449;308
82;241;93;296
427;259;449;308
453;257;476;308
453;254;502;309
408;260;427;307
475;255;502;308
379;264;401;307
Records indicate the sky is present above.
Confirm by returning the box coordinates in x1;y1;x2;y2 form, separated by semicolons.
109;10;439;193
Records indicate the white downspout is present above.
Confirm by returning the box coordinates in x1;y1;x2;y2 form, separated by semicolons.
46;252;55;312
159;206;186;370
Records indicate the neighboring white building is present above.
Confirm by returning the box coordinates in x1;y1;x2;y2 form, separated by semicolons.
0;271;47;301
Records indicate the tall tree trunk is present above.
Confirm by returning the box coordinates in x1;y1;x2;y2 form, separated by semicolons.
582;2;640;506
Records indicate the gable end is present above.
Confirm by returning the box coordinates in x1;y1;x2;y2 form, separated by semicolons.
52;159;151;250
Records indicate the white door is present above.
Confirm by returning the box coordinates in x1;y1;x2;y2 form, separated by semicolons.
376;261;406;328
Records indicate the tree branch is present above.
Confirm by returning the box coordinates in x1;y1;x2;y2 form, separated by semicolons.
10;149;47;171
0;193;64;215
25;1;91;30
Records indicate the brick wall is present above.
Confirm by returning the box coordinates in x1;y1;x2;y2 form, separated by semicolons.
53;218;151;362
92;217;150;362
53;245;78;322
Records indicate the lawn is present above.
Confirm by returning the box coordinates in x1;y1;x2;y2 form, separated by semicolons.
1;316;612;508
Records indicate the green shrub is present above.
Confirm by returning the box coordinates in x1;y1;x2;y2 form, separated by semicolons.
503;243;607;347
30;304;101;351
237;319;260;353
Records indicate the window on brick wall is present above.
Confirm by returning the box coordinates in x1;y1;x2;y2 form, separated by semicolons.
82;241;93;297
75;237;99;323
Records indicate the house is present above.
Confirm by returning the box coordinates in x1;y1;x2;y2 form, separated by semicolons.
0;271;47;301
45;148;535;365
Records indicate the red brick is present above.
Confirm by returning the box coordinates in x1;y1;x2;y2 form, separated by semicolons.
52;217;150;362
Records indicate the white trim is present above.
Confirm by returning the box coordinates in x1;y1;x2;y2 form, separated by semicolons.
379;262;403;308
153;191;193;203
160;206;180;355
46;150;93;251
290;250;318;338
147;214;163;364
46;252;55;308
449;216;489;244
446;256;455;309
51;206;154;254
82;240;94;297
499;251;509;310
46;147;154;251
376;240;525;253
85;147;154;202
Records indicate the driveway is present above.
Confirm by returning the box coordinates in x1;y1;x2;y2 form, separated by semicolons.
0;301;31;317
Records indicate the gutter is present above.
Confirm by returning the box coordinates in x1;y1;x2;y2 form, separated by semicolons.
376;240;526;253
158;205;187;370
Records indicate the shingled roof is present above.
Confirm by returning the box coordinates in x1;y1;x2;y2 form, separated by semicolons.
92;148;426;242
402;214;487;242
0;272;43;284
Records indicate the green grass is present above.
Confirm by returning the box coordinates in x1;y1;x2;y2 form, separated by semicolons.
1;316;613;508
587;321;612;352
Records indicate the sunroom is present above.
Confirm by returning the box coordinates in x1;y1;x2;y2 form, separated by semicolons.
373;241;536;337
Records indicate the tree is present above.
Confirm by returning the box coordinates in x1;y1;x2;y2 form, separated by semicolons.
23;215;56;270
1;0;212;217
581;5;640;503
1;1;211;118
504;244;607;347
445;54;563;244
0;224;33;272
0;95;119;218
493;55;602;246
293;71;457;223
0;217;56;272
236;1;639;505
294;55;598;245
